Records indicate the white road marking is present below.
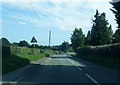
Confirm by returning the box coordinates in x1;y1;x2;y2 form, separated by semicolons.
67;59;82;70
45;58;51;63
67;58;100;85
85;73;100;85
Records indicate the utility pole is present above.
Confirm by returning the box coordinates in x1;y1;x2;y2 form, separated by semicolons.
49;31;51;47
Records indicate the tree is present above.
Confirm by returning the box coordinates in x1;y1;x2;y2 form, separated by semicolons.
70;28;84;51
0;38;11;47
110;1;120;29
91;10;113;46
18;40;30;47
113;29;120;43
84;30;91;46
107;24;113;43
60;41;69;53
11;42;19;46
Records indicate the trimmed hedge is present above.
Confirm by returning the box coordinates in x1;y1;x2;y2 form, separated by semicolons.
76;43;120;70
76;43;120;58
2;46;40;56
10;46;40;55
2;47;11;55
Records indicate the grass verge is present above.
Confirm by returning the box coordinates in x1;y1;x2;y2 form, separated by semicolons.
17;53;46;62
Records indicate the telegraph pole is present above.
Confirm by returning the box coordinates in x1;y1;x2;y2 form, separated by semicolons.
49;31;51;47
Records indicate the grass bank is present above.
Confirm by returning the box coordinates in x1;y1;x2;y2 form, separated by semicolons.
17;53;46;62
2;53;46;74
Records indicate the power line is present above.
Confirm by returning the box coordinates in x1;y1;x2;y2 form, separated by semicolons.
29;0;41;20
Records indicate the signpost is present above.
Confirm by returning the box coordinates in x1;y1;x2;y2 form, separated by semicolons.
30;36;37;54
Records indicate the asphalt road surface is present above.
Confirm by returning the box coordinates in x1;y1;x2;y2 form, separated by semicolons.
2;54;120;85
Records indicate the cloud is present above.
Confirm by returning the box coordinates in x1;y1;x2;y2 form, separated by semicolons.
3;1;117;34
19;21;26;25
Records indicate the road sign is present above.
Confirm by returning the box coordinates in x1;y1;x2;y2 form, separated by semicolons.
31;36;37;43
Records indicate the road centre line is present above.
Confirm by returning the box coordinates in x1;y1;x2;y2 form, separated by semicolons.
67;59;82;70
67;58;100;85
85;73;100;85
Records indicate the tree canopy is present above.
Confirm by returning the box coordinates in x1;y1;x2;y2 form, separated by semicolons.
84;30;91;46
60;41;69;53
91;10;113;46
70;28;84;51
1;38;11;47
18;40;30;47
110;1;120;29
113;29;120;43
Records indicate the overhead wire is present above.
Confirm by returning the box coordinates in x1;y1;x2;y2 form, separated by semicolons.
29;0;41;21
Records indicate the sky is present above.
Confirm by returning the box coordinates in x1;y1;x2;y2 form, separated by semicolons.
1;0;118;46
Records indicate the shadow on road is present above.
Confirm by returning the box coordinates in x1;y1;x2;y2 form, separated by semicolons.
2;55;120;85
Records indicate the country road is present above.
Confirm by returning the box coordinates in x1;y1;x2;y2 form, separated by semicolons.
2;54;120;85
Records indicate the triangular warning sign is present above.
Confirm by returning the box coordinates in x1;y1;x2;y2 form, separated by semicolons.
31;36;37;43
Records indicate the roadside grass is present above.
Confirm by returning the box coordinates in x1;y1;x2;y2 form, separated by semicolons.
41;49;59;57
17;53;46;62
76;54;120;70
2;53;46;74
2;55;30;74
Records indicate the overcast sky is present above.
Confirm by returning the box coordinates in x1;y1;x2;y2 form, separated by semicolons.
1;0;118;45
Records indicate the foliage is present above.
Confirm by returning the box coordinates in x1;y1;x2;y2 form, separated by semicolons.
60;41;70;53
76;43;120;58
110;1;120;29
2;47;11;56
91;10;113;46
2;55;30;74
0;38;11;47
113;29;120;43
2;53;46;74
18;40;30;47
11;42;19;46
2;46;41;56
70;28;84;51
84;31;91;46
76;43;120;70
10;46;40;55
40;49;59;57
29;44;40;48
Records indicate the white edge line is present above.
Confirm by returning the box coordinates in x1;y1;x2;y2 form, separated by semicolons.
85;73;100;85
